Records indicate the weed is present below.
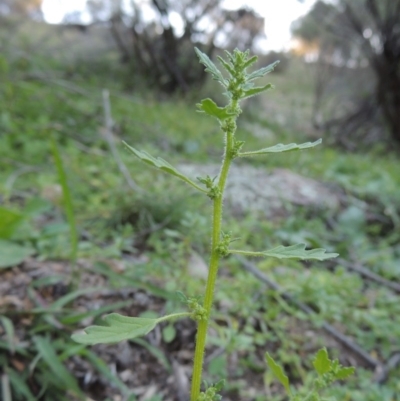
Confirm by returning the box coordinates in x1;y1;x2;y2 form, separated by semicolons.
72;48;353;400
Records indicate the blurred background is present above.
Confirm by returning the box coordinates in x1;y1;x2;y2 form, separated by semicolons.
0;1;400;401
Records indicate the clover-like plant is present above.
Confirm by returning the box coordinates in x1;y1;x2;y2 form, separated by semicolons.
73;48;342;400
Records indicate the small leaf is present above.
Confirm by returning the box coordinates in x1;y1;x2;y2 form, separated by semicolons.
247;60;280;81
175;291;187;303
196;98;235;120
261;244;338;261
162;324;176;343
335;366;355;380
0;206;24;239
243;55;258;69
195;47;227;86
217;56;235;76
265;353;291;394
123;142;206;192
71;313;158;344
214;379;226;391
313;348;331;376
239;139;322;156
242;84;273;99
0;316;15;354
0;240;34;269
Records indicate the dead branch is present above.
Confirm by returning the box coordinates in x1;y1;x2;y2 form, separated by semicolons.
236;255;380;369
101;89;142;192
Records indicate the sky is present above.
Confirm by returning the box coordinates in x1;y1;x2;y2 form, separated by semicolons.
41;0;316;51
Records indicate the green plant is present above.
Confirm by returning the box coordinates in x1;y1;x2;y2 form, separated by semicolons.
266;348;355;401
72;48;349;400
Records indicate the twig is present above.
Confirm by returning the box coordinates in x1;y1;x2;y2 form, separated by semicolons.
236;255;380;369
101;89;142;192
337;258;400;294
374;352;400;384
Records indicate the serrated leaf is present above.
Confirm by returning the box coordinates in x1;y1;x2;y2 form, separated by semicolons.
195;47;227;86
335;366;355;380
265;353;291;394
239;139;322;156
196;98;235;120
242;84;273;99
123;142;205;192
243;55;258;69
313;348;331;375
262;244;338;261
71;313;158;344
217;56;235;76
247;60;280;81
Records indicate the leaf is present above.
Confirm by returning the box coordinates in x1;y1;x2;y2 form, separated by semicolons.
0;206;24;239
195;47;227;86
71;313;158;344
261;244;338;261
265;353;291;394
313;348;331;375
335;366;355;380
247;60;280;81
0;316;15;354
0;240;34;268
123;142;206;192
242;83;273;99
217;56;235;76
196;98;235;120
33;336;82;396
239;139;322;156
6;368;36;401
162;324;176;343
242;55;258;69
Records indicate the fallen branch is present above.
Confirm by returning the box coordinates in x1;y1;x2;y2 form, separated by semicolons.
374;352;400;384
337;258;400;294
236;255;380;369
102;89;142;192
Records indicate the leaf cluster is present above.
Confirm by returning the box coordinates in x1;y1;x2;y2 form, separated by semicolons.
266;348;355;401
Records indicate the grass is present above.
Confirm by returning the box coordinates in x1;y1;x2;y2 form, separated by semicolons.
1;20;400;400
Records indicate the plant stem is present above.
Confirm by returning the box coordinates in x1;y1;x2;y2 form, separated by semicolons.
190;118;235;401
156;312;191;323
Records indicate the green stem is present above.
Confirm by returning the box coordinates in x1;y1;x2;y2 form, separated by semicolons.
190;112;236;401
156;312;191;323
228;249;265;257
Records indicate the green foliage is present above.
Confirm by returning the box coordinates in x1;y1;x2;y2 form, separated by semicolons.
2;27;400;400
72;312;189;344
72;47;341;401
0;240;34;268
196;98;236;120
239;139;322;156
266;348;354;400
123;142;207;193
230;243;338;261
265;352;291;393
